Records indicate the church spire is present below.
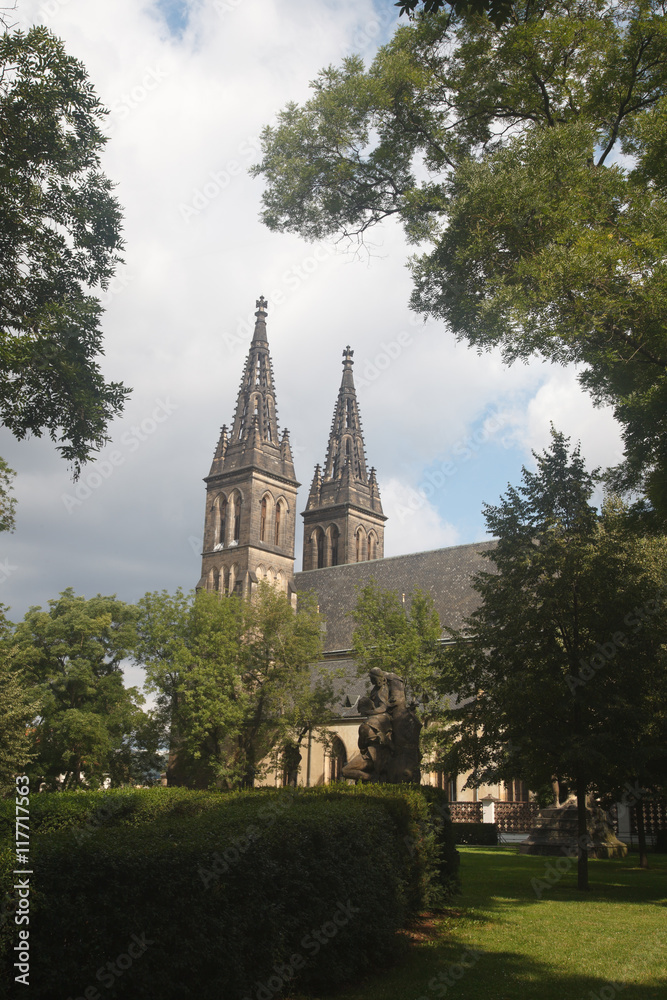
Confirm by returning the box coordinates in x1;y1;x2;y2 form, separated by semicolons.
222;296;282;471
200;297;300;600
301;346;386;570
322;347;368;485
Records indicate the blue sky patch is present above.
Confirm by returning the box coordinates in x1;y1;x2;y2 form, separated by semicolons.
154;0;191;38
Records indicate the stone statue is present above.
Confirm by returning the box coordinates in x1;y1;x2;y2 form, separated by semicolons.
342;668;421;784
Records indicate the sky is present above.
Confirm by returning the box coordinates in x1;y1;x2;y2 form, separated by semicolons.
3;0;625;640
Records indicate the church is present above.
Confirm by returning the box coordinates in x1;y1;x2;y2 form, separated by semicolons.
197;296;527;804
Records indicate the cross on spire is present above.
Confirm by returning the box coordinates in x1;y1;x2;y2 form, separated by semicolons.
342;346;354;367
255;295;268;316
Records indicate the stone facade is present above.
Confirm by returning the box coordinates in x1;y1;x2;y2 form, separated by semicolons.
197;298;527;803
198;297;299;599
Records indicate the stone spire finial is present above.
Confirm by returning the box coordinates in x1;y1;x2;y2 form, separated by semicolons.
300;347;386;569
322;346;366;483
252;295;268;344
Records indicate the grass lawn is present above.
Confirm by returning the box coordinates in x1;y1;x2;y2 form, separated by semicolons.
289;847;667;1000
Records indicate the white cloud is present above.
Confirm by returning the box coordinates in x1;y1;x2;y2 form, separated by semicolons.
509;366;625;471
1;0;628;627
381;477;460;557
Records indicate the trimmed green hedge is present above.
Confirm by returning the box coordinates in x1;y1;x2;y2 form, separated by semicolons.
452;821;499;845
0;785;459;1000
0;786;226;839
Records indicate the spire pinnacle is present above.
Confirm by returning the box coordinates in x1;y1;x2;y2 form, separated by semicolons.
252;295;268;344
300;347;386;569
215;296;296;481
322;345;367;483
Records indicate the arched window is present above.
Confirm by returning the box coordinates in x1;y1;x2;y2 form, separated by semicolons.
355;528;365;563
218;496;227;545
274;500;282;547
212;568;219;593
367;531;377;560
314;527;325;569
231;492;241;543
329;736;347;782
330;526;339;567
260;497;267;542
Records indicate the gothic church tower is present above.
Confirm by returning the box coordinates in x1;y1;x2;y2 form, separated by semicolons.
302;347;386;569
199;297;299;598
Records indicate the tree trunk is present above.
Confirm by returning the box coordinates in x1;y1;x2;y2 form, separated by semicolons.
635;800;649;869
576;775;589;891
551;775;560;805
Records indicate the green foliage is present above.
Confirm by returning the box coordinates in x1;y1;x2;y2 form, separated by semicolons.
0;786;230;837
135;583;329;788
438;429;667;882
0;459;16;533
11;589;162;788
253;2;667;520
0;606;39;793
397;0;514;25
0;785;458;998
0;26;129;477
351;581;443;713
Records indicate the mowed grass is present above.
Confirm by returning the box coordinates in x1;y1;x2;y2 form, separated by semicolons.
289;847;667;1000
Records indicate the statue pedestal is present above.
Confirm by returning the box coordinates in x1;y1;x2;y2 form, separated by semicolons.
520;798;627;858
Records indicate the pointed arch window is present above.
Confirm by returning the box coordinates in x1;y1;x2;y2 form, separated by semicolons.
218;496;227;545
231;493;241;543
355;528;364;563
260;497;267;542
367;531;377;561
274;500;282;547
330;526;339;567
316;528;325;569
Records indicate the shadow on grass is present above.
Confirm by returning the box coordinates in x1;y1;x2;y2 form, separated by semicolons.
459;846;667;909
322;931;667;1000
295;849;667;1000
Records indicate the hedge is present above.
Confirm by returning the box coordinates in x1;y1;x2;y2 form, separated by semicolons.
452;821;499;845
0;785;459;1000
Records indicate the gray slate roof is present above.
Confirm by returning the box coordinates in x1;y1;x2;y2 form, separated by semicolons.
294;540;494;653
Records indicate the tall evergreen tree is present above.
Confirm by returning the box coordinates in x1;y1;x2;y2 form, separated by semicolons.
438;430;667;889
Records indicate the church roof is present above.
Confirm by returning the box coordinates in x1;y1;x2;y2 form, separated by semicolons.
294;540;494;653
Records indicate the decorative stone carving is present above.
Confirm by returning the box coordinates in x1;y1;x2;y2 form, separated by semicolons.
342;668;421;784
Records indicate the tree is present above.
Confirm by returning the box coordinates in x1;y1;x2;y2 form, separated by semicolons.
396;0;513;24
351;580;443;714
0;27;129;478
12;589;159;788
135;584;330;789
251;2;667;519
437;430;667;889
0;605;39;793
0;457;16;533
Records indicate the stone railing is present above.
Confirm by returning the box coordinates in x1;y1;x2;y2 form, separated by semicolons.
495;801;540;833
448;802;483;823
632;800;667;836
